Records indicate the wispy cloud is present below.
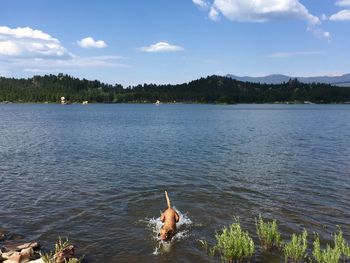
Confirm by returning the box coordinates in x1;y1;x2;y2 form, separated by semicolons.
18;56;129;69
328;1;350;22
268;51;325;58
335;0;350;7
307;26;331;39
209;7;219;21
0;69;9;76
329;9;350;21
138;42;184;53
192;0;208;8
77;37;107;48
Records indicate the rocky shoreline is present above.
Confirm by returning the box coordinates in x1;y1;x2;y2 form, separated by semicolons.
0;231;81;263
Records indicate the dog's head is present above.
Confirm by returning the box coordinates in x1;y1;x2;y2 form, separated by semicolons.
159;227;173;241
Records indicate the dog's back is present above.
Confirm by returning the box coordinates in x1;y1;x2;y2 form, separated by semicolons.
159;191;180;241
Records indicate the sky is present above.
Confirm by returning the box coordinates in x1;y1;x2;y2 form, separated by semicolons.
0;0;350;86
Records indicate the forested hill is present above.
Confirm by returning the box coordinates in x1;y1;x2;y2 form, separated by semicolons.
1;74;350;104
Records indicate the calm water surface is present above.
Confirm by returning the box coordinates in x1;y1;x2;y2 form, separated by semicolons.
1;104;350;262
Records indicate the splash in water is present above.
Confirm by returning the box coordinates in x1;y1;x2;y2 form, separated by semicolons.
147;207;192;255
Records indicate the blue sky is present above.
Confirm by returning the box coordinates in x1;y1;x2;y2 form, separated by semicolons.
0;0;349;86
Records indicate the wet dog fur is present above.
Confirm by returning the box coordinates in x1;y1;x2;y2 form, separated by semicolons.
159;191;179;241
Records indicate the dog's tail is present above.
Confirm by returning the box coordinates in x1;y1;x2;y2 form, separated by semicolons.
165;191;171;208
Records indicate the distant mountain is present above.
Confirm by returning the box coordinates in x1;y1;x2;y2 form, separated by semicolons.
227;74;350;87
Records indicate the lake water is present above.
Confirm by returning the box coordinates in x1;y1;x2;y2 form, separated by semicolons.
1;104;350;262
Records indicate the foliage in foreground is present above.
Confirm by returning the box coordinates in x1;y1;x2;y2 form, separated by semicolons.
41;237;82;263
334;229;350;262
214;220;255;263
313;233;340;263
283;229;308;263
255;215;282;251
201;218;350;263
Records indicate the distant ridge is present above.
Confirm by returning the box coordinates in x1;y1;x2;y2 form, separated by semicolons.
226;73;350;87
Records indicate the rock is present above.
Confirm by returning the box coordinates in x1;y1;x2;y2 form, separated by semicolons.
2;251;30;263
1;251;15;259
53;245;74;263
1;246;35;263
20;247;34;260
2;244;20;252
3;242;40;253
17;243;39;251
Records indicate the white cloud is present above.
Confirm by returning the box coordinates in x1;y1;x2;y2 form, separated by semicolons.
192;0;208;8
0;26;70;58
0;26;59;41
329;9;350;21
208;0;320;25
193;0;330;39
0;25;128;74
138;42;184;52
306;26;331;40
209;7;219;20
268;51;325;58
77;37;107;48
335;0;350;7
307;27;331;39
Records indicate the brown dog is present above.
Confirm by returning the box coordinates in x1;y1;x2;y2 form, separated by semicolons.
159;191;180;241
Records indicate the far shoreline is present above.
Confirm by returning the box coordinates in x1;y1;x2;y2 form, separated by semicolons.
1;101;350;105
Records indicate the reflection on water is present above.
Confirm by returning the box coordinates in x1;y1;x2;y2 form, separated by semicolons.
0;104;350;262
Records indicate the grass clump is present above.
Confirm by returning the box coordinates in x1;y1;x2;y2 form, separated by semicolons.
55;236;71;253
334;228;350;262
199;239;216;258
313;233;340;263
284;229;308;263
255;215;282;250
214;219;255;263
41;237;82;263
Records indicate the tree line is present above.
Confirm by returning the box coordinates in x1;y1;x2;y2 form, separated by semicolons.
1;73;350;104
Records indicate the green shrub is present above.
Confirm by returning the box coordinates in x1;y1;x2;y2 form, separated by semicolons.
334;228;350;261
284;229;308;263
313;233;340;263
344;245;350;261
214;220;255;263
255;215;282;250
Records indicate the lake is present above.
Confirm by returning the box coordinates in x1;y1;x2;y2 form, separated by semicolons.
0;103;349;262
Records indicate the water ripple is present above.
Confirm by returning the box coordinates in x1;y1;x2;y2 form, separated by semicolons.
0;104;350;262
